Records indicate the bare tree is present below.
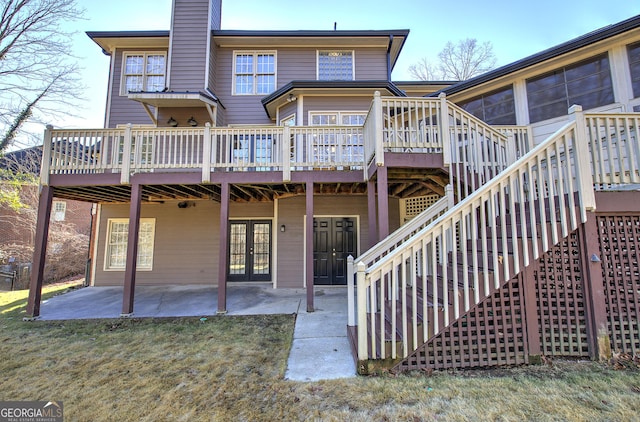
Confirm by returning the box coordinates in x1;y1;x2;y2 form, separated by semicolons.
408;38;497;81
0;148;89;286
408;57;439;81
0;0;83;152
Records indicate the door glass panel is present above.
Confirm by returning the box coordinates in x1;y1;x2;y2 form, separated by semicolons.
229;223;247;275
252;223;270;275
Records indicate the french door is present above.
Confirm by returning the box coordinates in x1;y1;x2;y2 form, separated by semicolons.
228;220;271;281
313;217;357;285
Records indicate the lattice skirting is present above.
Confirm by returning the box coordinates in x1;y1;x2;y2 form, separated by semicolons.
597;215;640;354
393;278;528;372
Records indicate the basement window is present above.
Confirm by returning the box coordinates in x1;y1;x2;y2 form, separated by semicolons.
104;218;156;271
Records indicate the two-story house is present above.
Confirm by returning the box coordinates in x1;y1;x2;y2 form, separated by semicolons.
26;0;640;373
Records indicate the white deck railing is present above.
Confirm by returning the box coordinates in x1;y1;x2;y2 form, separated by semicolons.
354;106;596;361
42;124;365;184
585;113;640;189
446;102;515;201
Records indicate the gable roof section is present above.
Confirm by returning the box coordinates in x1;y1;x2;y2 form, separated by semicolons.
261;80;406;119
434;14;640;97
212;29;409;71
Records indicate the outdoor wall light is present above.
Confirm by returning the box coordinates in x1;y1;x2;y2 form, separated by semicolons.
187;116;198;126
178;201;195;209
167;117;178;127
280;224;286;232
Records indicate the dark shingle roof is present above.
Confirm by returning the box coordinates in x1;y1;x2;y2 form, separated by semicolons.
433;14;640;97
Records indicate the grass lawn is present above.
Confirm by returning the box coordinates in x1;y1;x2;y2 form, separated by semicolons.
1;283;639;421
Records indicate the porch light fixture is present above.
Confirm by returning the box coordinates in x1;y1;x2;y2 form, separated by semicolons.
167;117;178;127
280;224;286;232
287;93;297;102
187;116;198;127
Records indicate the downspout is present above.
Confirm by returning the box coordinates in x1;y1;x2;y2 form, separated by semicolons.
386;35;393;81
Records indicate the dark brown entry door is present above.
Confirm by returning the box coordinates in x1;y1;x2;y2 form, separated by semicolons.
313;217;357;285
228;220;271;281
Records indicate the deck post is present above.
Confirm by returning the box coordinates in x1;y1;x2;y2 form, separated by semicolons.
202;123;212;183
581;212;610;361
367;179;378;246
121;183;142;316
120;124;133;185
217;182;230;314
282;125;291;182
306;180;314;312
439;93;451;167
376;165;389;239
347;255;355;326
356;262;368;360
39;125;53;187
373;91;384;167
25;186;54;319
569;105;596;213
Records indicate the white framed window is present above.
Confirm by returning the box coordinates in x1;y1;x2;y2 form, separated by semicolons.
52;201;66;222
233;51;276;95
120;52;167;95
309;112;366;126
317;51;354;81
104;218;156;271
280;114;296;126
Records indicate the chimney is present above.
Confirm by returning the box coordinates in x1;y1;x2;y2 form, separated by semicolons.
168;0;222;91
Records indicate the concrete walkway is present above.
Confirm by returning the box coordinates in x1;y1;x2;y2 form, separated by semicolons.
38;284;355;381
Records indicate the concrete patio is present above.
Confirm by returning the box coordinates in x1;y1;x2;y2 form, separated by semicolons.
37;283;356;381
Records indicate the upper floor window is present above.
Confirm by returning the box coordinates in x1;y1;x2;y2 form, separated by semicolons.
458;86;516;125
233;51;276;95
526;53;613;123
317;51;354;81
121;52;166;95
627;42;640;98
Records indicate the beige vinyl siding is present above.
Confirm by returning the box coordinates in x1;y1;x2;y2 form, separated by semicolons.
108;48;165;127
278;48;316;81
354;47;388;79
93;200;275;287
94;201;219;286
276;195;399;288
215;48;274;125
214;46;389;125
278;102;297;123
169;0;209;91
156;107;213;127
209;0;222;30
208;36;218;93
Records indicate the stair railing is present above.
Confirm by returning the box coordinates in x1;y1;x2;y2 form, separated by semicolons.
347;185;454;327
355;105;595;361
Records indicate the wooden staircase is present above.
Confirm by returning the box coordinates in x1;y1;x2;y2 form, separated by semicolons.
349;106;599;374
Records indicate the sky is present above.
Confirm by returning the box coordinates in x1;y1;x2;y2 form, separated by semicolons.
57;0;640;130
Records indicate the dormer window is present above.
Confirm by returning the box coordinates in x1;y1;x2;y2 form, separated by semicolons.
317;51;354;81
121;52;166;95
